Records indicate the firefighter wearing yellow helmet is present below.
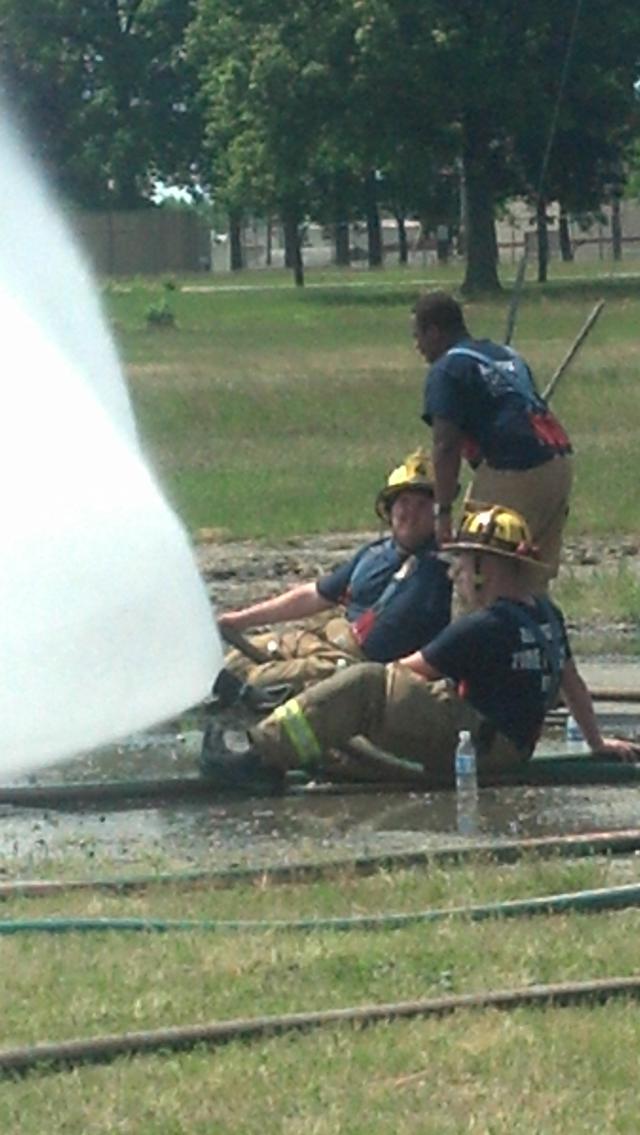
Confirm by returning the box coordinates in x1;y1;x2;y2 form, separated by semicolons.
202;504;639;790
441;505;548;605
209;450;451;711
375;449;436;519
445;504;542;561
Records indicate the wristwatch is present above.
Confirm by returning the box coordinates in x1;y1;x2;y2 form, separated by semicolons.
434;503;452;519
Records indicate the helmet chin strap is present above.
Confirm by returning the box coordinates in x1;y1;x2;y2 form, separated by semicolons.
472;552;485;593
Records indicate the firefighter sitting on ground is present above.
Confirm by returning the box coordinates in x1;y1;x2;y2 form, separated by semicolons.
211;449;451;709
200;505;639;792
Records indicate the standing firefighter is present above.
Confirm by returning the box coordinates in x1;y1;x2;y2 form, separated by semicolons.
200;506;638;793
212;450;451;706
413;291;573;579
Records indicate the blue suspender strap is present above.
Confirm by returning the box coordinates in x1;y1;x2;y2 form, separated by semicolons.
446;346;516;368
516;599;564;713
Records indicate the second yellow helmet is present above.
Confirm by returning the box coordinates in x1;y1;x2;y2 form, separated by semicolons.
443;505;546;567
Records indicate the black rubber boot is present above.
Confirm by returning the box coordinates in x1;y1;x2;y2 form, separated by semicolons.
208;670;294;716
209;669;246;710
241;682;295;713
199;720;285;795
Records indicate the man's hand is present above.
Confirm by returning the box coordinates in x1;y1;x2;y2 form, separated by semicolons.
217;611;245;631
435;513;453;547
595;737;640;762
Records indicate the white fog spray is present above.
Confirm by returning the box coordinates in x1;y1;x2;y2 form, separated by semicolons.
0;111;222;776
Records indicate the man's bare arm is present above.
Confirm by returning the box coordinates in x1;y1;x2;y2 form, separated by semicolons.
432;416;463;544
398;650;442;681
218;582;333;633
561;659;640;761
432;416;463;506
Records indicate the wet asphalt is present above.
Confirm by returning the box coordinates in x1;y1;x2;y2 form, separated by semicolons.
2;658;639;872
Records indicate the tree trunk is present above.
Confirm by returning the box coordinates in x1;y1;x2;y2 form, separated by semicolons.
229;210;243;271
611;197;622;261
283;208;304;287
364;171;383;268
284;222;294;269
395;213;408;265
457;156;467;258
334;220;350;266
558;209;574;262
536;196;548;284
265;217;273;267
461;117;500;294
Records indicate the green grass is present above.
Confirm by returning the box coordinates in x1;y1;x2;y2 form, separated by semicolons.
556;562;640;623
2;852;640;1132
6;1009;640;1133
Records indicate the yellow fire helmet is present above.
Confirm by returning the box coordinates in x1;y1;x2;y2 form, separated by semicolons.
375;449;435;519
442;505;547;568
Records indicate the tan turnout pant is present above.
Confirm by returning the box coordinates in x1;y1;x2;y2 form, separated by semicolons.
225;613;365;691
466;453;573;580
253;661;530;787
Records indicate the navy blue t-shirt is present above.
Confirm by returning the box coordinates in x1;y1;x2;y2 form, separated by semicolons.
423;337;572;470
422;597;571;750
316;536;451;662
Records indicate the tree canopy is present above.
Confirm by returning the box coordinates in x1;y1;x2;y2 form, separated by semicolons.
1;0;639;287
0;0;202;208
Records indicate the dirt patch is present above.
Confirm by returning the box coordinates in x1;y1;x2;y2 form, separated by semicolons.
197;530;375;611
196;532;640;650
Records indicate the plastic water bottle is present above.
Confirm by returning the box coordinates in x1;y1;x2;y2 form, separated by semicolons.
565;713;586;751
455;729;479;836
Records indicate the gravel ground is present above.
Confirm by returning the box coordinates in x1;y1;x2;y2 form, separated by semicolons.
196;531;640;649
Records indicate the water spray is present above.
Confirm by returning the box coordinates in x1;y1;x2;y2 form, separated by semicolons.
0;108;222;777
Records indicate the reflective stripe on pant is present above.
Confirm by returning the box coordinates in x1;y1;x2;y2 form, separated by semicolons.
253;662;387;772
225;615;364;691
269;700;323;768
252;661;529;784
466;453;573;580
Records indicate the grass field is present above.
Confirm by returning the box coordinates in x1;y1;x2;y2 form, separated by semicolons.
2;852;640;1132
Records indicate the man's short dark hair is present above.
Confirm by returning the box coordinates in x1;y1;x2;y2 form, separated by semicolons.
413;291;467;336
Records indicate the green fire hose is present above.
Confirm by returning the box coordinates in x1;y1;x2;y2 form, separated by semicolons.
0;754;639;811
1;879;640;936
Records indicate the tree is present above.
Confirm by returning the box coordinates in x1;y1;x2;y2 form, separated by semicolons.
188;0;336;284
508;0;640;281
339;0;460;268
0;0;202;208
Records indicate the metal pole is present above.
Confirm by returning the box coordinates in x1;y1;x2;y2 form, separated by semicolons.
542;299;605;401
504;248;529;344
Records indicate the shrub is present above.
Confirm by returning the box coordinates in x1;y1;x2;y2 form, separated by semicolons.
145;298;176;328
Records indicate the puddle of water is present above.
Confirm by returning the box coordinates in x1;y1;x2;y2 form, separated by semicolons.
12;731;203;786
2;717;640;869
